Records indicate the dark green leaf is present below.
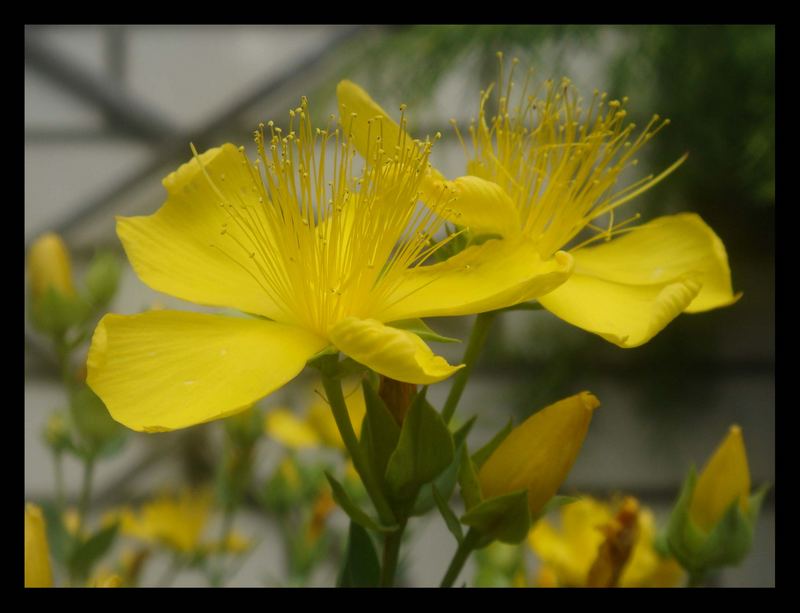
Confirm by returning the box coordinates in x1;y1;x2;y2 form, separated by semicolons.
461;489;531;546
412;416;476;516
69;522;120;581
433;484;463;545
40;502;76;565
533;495;578;523
337;521;380;587
84;251;121;308
359;380;401;487
457;444;483;511
384;391;454;503
325;472;398;534
471;419;513;470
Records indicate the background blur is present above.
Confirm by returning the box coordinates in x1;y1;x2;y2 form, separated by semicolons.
25;25;775;586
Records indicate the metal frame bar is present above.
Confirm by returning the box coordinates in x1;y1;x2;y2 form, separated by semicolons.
24;25;365;248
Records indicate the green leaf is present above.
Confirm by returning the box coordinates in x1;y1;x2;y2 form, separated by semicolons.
69;522;120;581
325;472;398;534
84;250;121;309
337;521;380;587
29;287;89;335
457;444;483;511
471;419;513;470
69;384;125;457
40;502;77;565
412;416;476;516
387;318;461;343
384;390;455;504
433;484;463;545
534;495;578;523
461;489;531;546
359;380;401;487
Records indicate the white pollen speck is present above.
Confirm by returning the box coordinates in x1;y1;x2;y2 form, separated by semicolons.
220;349;228;356
184;380;195;386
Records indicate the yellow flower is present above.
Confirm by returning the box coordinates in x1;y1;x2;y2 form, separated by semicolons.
529;496;684;587
689;425;750;532
337;62;738;348
478;392;599;515
27;233;75;300
25;503;54;588
264;379;366;451
112;489;249;555
86;97;571;433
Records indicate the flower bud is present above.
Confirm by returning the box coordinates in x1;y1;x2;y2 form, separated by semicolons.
689;425;750;532
25;503;53;588
478;392;599;515
666;425;767;576
28;233;75;300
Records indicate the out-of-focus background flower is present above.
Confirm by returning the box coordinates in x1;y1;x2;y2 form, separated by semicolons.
25;25;774;586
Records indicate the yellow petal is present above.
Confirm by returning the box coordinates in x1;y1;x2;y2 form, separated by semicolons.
117;144;286;320
620;507;685;588
690;425;751;532
540;214;739;347
87;311;327;432
572;214;738;312
529;498;611;587
375;239;573;321
337;80;415;164
264;408;322;449
540;273;701;348
329;317;463;385
25;503;53;588
422;175;521;238
479;392;599;515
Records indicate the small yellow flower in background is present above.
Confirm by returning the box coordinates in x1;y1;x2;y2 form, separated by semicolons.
529;496;684;587
689;425;750;532
90;571;123;587
478;392;599;516
264;380;366;451
306;488;337;544
86;95;575;433
25;503;54;588
28;233;75;300
338;58;738;348
111;489;250;555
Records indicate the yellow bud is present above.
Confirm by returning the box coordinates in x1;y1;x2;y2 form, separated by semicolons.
25;503;54;588
689;425;751;532
478;392;599;515
28;233;75;300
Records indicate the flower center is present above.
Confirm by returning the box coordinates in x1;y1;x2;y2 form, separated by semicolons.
454;53;682;258
199;98;455;337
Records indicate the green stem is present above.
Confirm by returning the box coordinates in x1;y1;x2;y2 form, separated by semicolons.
441;312;497;425
380;519;407;587
76;456;95;535
209;505;237;587
54;451;65;511
318;357;396;525
440;529;480;588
